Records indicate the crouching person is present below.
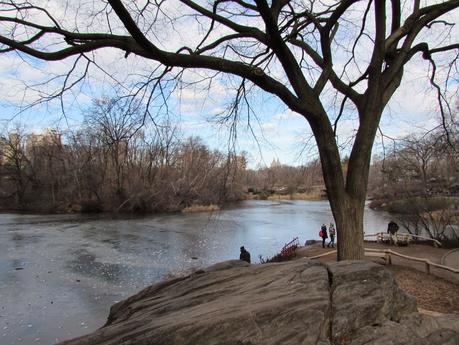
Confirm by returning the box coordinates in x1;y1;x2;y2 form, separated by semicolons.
239;246;251;263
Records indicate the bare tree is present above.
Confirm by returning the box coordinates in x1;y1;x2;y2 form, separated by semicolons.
1;1;458;259
396;200;456;242
0;126;33;207
86;97;144;199
28;129;65;208
368;125;459;244
66;130;107;206
370;126;459;200
395;134;441;194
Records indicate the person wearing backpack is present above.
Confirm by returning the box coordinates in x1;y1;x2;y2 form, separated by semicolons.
319;224;328;248
328;223;336;248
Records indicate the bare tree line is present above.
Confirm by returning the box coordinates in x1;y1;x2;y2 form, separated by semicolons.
0;112;247;213
0;95;328;213
368;126;459;244
0;126;328;213
245;159;325;198
3;108;458;245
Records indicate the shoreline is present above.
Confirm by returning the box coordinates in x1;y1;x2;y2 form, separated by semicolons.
0;195;327;215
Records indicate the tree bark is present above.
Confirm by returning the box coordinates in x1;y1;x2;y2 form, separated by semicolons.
333;195;365;260
308;113;365;260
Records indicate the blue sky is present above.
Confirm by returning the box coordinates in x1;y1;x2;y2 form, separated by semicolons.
0;50;450;169
0;1;457;169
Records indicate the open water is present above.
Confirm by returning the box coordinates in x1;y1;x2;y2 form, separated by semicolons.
0;200;392;344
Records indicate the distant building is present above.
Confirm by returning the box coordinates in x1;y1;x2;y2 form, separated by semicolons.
0;129;62;166
0;133;21;166
270;158;281;168
234;155;247;170
0;137;6;165
26;129;62;157
25;129;63;175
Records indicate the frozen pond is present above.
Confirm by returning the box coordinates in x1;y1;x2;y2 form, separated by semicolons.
0;200;392;344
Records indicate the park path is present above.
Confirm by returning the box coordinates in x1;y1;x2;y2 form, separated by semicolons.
442;248;459;269
296;241;459;314
296;241;458;283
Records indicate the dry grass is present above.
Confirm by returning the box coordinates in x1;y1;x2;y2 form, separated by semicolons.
182;204;220;213
267;191;325;201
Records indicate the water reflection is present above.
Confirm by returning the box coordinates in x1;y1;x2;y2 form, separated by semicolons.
0;200;392;344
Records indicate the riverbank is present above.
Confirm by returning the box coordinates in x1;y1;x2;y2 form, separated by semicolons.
0;202;220;215
0;191;326;215
297;242;459;314
246;190;326;201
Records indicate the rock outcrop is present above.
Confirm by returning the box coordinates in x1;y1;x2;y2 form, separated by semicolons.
304;239;317;246
60;260;458;345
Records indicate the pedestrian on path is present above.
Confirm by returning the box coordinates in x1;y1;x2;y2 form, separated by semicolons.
328;223;335;248
319;224;328;248
387;220;399;245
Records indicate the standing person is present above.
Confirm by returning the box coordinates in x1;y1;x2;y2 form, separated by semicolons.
328;223;336;248
319;224;328;248
239;246;251;263
387;220;399;245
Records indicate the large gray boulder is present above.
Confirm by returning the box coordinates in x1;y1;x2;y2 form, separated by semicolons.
328;260;417;342
60;260;458;345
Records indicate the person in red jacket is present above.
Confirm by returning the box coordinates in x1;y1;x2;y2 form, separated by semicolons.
319;224;328;248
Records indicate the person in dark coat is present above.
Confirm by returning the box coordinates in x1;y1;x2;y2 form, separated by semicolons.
239;246;251;263
320;224;328;248
387;220;399;245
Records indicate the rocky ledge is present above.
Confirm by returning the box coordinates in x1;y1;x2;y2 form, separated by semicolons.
60;260;458;345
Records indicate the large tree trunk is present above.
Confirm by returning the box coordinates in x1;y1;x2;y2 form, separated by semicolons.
309;118;365;260
309;102;382;261
332;194;365;260
324;175;366;261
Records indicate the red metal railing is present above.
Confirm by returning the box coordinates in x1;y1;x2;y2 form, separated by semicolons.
280;237;299;257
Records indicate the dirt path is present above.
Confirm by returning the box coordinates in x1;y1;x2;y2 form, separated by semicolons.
442;248;459;269
296;242;459;314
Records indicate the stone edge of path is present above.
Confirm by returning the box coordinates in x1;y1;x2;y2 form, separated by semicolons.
440;248;459;267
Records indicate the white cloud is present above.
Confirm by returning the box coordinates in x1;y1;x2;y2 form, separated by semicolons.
180;121;208;130
272;110;297;121
207;107;225;116
179;103;198;113
260;122;277;131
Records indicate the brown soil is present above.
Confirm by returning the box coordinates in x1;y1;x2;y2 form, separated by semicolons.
385;265;458;314
296;243;459;315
